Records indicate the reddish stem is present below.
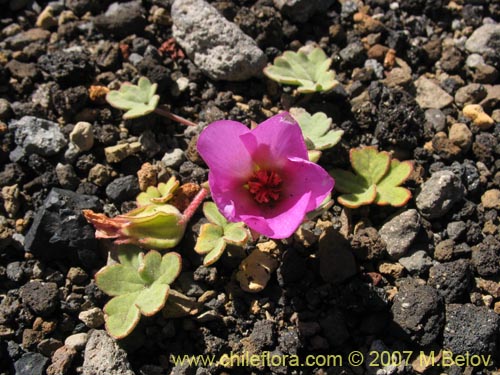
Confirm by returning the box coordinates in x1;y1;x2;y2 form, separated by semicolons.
154;106;198;127
180;188;209;225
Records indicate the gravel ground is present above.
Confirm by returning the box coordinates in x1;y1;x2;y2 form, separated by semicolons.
0;0;499;374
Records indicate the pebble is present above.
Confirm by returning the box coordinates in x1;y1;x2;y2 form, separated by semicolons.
6;60;38;80
414;76;454;109
471;239;500;277
416;170;464;219
36;5;58;29
433;239;454;261
20;281;59;317
465;24;500;55
37;49;95;87
67;267;88;285
391;282;444;346
70;121;94;151
447;221;466;242
273;0;334;23
9;116;67;159
171;0;267;81
5;28;50;49
93;1;147;37
448;123;472;152
424;108;446;132
14;352;49;375
105;175;140;203
463;104;494;130
55;163;79;190
46;346;77;375
37;338;63;357
398;250;433;275
454;83;487;107
379;209;421;260
428;259;473;303
482;189;500;210
79;307;105;328
104;142;140;163
82;330;135;375
378;262;404;279
161;148;185;168
88;164;113;186
444;304;500;356
65;332;88;351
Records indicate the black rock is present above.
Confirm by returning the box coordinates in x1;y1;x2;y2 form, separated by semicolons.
38;50;95;88
51;85;89;119
245;320;276;352
369;82;425;149
66;0;110;16
471;236;500;277
24;188;102;268
444;304;500;356
339;41;366;67
105;175;140;203
320;309;350;347
276;249;307;286
14;352;48;375
428;259;473;303
391;282;444;346
93;1;147;38
20;281;59;317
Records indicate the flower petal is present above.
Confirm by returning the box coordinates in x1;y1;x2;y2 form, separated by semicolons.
240;112;308;169
283;157;335;212
197;120;253;179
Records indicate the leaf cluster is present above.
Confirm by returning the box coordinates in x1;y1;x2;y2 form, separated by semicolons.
95;246;182;339
263;47;338;93
136;176;180;207
106;77;159;119
330;147;413;208
194;202;248;266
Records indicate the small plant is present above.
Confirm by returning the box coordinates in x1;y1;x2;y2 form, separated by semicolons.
330;147;413;208
95;246;182;339
289;107;343;162
263;47;338;93
106;76;197;126
107;76;160;119
194;202;248;266
136;176;180;207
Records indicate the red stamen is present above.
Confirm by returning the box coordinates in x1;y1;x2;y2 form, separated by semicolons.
247;170;283;204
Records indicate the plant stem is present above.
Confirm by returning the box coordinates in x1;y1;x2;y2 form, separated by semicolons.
154;106;198;127
181;187;209;224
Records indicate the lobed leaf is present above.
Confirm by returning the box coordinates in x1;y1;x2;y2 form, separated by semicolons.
155;252;182;285
375;159;413;206
106;77;160;119
223;223;249;245
337;184;377;209
136;176;180;207
195;223;224;255
135;284;170;316
202;202;227;227
95;264;145;296
290;108;344;151
103;292;141;339
350;147;391;186
263;47;338;93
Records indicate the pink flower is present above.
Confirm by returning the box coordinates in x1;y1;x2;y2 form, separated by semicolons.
197;112;334;239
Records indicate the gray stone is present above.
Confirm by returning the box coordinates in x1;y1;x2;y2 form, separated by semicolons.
398;250;433;275
93;1;147;37
82;330;134;375
465;24;500;55
79;307;105;328
416;170;464;219
444;304;500;356
105;175;140;203
391;282;444;346
55;163;79;190
379;209;421;260
161;148;185;168
428;259;473;303
424;109;446;132
65;333;88;351
172;0;266;81
14;352;49;375
414;76;454;109
447;221;466;241
70;121;94;152
9;116;68;158
273;0;334;23
20;281;59;317
454;83;487;107
465;53;484;68
0;99;12;121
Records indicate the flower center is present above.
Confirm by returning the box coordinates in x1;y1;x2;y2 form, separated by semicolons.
247;170;283;204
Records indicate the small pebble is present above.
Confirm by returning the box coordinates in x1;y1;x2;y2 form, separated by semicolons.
78;307;105;328
463;104;494;130
70;122;94;152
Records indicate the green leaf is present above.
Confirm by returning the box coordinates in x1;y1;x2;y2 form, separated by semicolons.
103;292;141;339
263;47;338;93
290;108;344;151
375;159;413;206
96;250;182;339
135;284;170;316
337;184;377;209
223;223;248;245
116;245;143;270
106;77;159;119
202;241;227;266
330;147;413;208
155;252;182;285
202;202;227;227
95;264;145;296
350;147;391;186
136;176;180;207
195;223;224;254
308;150;321;163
